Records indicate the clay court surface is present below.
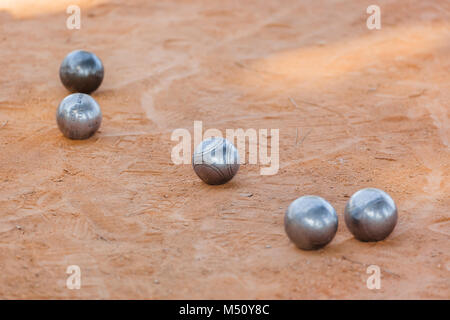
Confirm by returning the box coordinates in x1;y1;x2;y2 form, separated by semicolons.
0;0;449;299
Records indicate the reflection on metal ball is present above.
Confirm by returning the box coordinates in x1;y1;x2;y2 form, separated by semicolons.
345;188;398;242
192;137;240;185
285;195;338;250
59;50;104;94
56;93;102;140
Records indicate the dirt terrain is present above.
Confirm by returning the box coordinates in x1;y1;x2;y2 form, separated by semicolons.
0;0;448;299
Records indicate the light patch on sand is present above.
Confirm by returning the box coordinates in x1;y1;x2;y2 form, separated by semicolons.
0;0;108;18
239;23;450;87
425;100;450;147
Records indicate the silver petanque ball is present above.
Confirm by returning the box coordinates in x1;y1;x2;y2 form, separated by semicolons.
56;93;102;140
192;137;240;185
59;50;104;94
284;196;338;250
344;188;398;242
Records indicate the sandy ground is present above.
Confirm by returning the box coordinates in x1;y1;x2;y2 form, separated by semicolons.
0;0;449;299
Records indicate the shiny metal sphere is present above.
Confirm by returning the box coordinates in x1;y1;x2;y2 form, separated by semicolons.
192;137;240;185
284;195;338;250
59;50;104;94
344;188;398;242
56;93;102;140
